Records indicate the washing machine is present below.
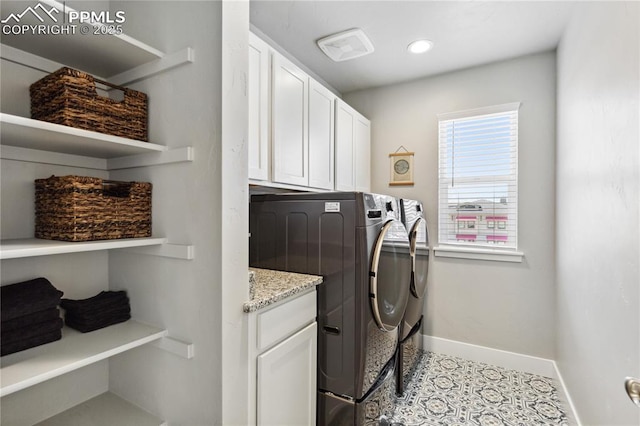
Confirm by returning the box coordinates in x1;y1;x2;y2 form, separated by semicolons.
249;192;411;425
396;198;430;396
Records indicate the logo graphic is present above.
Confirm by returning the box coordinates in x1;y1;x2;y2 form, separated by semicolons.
1;3;59;24
1;2;126;36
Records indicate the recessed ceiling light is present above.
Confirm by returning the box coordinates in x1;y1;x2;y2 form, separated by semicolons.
407;39;433;54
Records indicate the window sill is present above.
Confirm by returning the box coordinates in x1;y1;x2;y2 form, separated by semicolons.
433;246;524;263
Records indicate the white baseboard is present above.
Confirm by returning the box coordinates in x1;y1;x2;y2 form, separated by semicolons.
552;361;583;426
422;334;582;426
422;334;556;377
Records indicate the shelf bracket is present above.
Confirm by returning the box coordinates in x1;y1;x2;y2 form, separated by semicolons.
108;47;195;86
107;147;194;170
119;243;194;260
152;336;194;359
1;145;108;170
1;43;63;74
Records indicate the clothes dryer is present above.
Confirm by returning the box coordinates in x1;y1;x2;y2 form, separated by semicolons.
396;198;430;396
250;192;411;425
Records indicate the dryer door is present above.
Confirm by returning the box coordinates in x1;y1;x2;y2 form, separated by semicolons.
410;217;429;298
370;219;411;331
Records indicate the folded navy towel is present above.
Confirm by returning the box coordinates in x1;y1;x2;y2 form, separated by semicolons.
60;290;131;333
1;308;60;332
63;302;131;320
65;313;131;333
61;291;129;315
1;328;62;356
1;278;63;322
1;317;63;346
65;305;131;323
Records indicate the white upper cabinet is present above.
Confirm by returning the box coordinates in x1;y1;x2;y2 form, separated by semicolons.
271;53;309;187
248;33;369;192
248;33;271;181
308;80;336;190
335;99;371;192
354;115;371;192
335;99;355;191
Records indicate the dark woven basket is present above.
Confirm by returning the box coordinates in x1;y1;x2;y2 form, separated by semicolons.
30;67;148;141
35;175;152;242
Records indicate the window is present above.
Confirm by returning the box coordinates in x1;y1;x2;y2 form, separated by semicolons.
437;103;520;251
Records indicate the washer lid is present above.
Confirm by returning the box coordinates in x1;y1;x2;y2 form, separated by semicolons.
370;219;411;331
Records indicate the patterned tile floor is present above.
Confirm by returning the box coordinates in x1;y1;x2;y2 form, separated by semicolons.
389;351;570;426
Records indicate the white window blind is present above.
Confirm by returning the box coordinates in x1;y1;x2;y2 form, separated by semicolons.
438;103;520;250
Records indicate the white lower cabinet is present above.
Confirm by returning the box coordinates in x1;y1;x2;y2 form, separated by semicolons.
248;290;317;426
257;322;317;426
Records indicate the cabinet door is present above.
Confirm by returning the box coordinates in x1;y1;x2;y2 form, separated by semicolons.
248;33;271;181
334;99;355;191
272;54;309;186
308;81;335;190
257;322;317;426
354;115;371;192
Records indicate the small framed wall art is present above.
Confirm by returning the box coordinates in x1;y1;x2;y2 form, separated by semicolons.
389;148;414;186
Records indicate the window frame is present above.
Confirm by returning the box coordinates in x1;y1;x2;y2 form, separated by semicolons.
434;102;524;263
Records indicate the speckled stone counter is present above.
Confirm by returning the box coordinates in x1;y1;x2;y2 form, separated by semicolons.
243;268;322;313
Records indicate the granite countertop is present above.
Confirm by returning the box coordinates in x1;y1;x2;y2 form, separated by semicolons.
243;268;323;313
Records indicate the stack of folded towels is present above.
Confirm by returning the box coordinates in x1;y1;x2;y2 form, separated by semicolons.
1;277;64;356
61;290;131;333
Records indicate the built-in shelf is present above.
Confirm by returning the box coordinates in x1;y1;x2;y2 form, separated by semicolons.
35;392;165;426
0;0;164;79
0;114;195;170
0;237;168;260
0;321;167;397
0;114;167;158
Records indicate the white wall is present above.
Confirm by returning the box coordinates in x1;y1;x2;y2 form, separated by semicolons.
344;51;557;358
106;1;231;424
220;1;251;425
556;2;640;425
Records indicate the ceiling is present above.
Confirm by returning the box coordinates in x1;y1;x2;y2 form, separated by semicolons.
250;1;578;94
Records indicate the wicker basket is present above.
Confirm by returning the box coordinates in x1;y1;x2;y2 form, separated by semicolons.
30;67;148;141
35;176;152;242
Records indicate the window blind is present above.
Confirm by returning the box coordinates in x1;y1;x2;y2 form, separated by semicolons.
437;103;519;249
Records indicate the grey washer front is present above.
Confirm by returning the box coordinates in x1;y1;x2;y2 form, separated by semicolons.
249;192;411;425
397;198;430;396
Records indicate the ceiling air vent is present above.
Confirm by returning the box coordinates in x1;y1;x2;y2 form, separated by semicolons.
317;28;374;62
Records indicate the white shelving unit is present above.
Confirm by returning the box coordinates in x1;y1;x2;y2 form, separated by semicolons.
0;5;195;424
0;237;168;260
0;0;164;80
35;392;165;426
0;114;167;158
0;113;194;171
1;321;167;397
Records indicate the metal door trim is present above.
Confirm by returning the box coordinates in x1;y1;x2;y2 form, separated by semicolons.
409;216;428;298
369;219;409;332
